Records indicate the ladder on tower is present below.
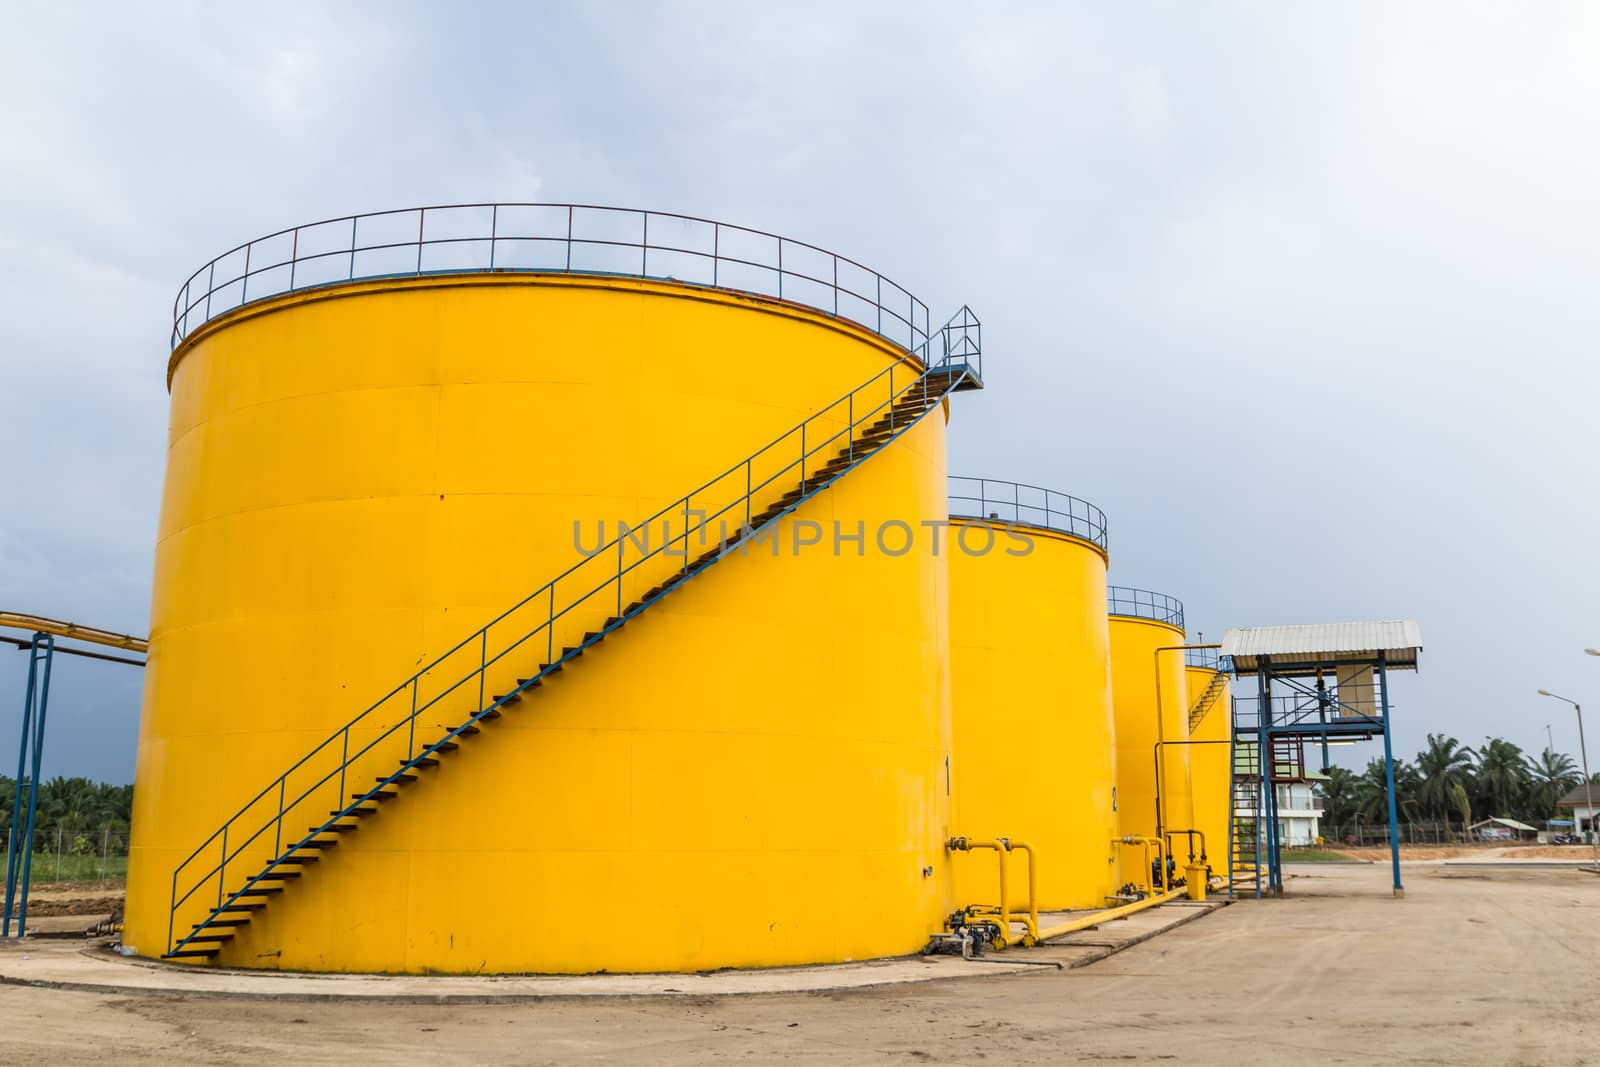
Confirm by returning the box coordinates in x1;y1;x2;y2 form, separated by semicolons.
1228;735;1263;899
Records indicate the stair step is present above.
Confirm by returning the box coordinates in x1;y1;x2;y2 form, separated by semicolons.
277;855;318;865
166;948;219;958
433;741;459;753
385;775;418;785
187;932;235;943
493;692;523;705
560;647;583;659
516;677;543;688
537;662;563;674
362;791;398;801
411;758;439;768
338;806;378;816
478;708;501;721
295;840;338;849
258;870;302;879
234;886;284;897
456;724;480;736
312;824;357;833
196;919;251;928
217;903;267;912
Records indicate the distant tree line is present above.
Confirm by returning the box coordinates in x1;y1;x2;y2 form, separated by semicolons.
1319;733;1590;833
0;776;133;834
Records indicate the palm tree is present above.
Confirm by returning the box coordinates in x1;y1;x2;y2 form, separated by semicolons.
1475;737;1528;818
1416;734;1475;824
1448;781;1472;835
1526;747;1580;819
1353;759;1393;821
1320;766;1357;826
1350;758;1427;825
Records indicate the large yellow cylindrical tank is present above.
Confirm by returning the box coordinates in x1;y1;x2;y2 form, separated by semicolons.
126;210;965;974
946;480;1118;911
1184;656;1231;877
1107;588;1189;862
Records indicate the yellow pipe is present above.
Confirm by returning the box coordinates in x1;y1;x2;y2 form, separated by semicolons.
1117;835;1168;894
948;837;1039;946
0;611;149;653
1034;888;1178;942
1007;840;1040;943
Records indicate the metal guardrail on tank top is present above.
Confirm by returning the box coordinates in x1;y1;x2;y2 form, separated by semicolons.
170;203;937;354
1106;586;1185;629
162;308;982;959
946;477;1108;551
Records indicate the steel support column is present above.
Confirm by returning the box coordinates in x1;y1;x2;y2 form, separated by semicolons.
3;632;54;938
1377;651;1404;896
1259;666;1282;894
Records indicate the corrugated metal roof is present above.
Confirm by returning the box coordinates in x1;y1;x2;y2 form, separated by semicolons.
1221;620;1422;671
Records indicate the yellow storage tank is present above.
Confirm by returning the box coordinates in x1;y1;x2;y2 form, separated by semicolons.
1107;588;1190;872
946;478;1118;911
125;204;983;974
1184;651;1231;879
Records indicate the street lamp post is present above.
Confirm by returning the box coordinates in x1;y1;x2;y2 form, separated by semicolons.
1539;688;1599;870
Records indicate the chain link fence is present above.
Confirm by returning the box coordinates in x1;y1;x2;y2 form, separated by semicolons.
2;827;129;884
1316;821;1567;847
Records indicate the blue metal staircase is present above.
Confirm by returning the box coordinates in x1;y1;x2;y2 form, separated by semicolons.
162;309;982;961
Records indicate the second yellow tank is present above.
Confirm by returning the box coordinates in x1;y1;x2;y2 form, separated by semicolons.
946;479;1119;911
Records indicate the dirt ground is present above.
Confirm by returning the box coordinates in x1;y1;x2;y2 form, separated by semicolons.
13;880;124;918
1337;843;1593;862
2;862;1597;1065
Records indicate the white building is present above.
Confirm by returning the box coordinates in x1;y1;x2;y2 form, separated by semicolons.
1234;744;1326;847
1273;779;1325;847
1555;784;1600;841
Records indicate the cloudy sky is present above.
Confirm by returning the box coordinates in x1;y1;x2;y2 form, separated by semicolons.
2;2;1597;783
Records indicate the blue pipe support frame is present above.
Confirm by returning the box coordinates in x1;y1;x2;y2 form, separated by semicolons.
1317;676;1332;771
1261;671;1282;893
1243;653;1404;898
1377;652;1404;896
3;632;54;938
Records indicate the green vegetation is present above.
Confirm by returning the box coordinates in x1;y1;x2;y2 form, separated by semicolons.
1278;849;1359;863
1;775;133;885
1319;733;1589;838
0;775;133;834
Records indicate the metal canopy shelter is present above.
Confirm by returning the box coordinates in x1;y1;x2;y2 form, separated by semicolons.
1;611;147;938
1219;620;1422;899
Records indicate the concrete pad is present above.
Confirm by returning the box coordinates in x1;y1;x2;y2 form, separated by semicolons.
0;898;1223;1002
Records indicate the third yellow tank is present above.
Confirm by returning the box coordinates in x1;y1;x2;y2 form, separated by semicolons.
1184;651;1231;880
947;478;1119;911
1107;587;1189;879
